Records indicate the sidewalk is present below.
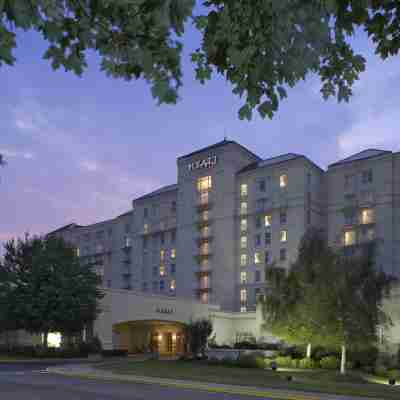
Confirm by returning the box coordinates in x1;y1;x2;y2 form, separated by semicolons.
48;364;382;400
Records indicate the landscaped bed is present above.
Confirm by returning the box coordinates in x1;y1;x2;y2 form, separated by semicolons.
96;359;400;399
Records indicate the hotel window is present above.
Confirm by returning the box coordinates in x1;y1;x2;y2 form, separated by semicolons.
171;264;176;274
125;224;131;233
152;281;157;291
201;275;210;289
254;251;261;264
240;236;247;249
280;248;287;261
255;288;262;300
240;183;248;197
280;174;288;188
197;176;212;192
160;280;165;291
159;265;166;277
255;215;262;229
201;210;209;221
171;201;177;213
265;251;270;264
280;210;287;224
199;190;209;205
240;288;247;302
200;242;210;255
240;218;247;232
362;169;373;184
255;234;261;247
240;201;248;215
170;279;176;291
171;248;176;259
240;271;247;284
160;249;165;261
142;282;148;291
144;207;148;218
367;228;375;241
75;247;80;257
160;232;165;245
152;204;158;216
265;232;271;246
201;226;210;238
344;230;356;246
240;254;248;266
153;266;158;276
171;230;176;243
144;223;149;234
143;237;148;250
107;228;113;237
265;215;272;227
255;270;261;282
201;292;209;304
256;198;266;212
361;208;374;225
124;236;131;248
201;259;209;270
280;230;288;243
259;179;266;192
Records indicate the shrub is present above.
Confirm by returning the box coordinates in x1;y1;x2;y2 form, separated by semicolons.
234;341;259;350
320;356;340;370
375;364;388;377
237;354;265;369
275;356;293;368
298;358;318;369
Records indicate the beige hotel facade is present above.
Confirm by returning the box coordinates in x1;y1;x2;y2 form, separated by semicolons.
4;140;400;354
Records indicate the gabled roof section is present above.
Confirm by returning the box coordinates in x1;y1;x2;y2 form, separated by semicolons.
134;183;178;202
237;153;309;174
178;139;261;161
329;149;391;168
47;223;80;236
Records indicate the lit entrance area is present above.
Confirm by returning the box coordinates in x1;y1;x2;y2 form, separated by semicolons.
113;320;186;355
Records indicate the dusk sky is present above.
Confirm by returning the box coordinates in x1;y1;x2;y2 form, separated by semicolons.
1;21;400;254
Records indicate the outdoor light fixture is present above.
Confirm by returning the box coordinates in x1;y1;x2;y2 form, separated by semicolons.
158;334;163;342
172;333;177;342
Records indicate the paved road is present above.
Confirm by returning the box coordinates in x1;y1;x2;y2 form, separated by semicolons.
0;363;262;400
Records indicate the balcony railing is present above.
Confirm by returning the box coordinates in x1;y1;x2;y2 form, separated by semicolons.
196;236;213;246
194;252;213;263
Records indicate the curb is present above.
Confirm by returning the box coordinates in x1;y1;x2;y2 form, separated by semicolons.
47;367;337;400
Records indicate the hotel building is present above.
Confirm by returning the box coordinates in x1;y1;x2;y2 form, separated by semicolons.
14;140;400;353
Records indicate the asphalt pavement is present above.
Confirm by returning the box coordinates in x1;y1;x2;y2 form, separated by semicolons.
0;362;261;400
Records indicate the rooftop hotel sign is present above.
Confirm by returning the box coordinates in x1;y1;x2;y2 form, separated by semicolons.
188;155;217;171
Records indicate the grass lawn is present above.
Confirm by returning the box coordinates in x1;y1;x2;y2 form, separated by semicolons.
97;359;400;399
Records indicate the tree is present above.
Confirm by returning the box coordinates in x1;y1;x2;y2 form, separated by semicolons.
0;234;104;348
263;228;393;374
187;318;213;356
1;1;400;119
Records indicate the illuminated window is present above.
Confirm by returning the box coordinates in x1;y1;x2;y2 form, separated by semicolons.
280;210;287;224
199;190;209;205
201;226;210;237
367;228;375;241
344;231;356;246
254;251;261;264
280;230;287;242
280;174;288;188
240;271;247;284
240;254;248;266
201;292;209;304
361;209;374;225
201;259;209;269
160;249;165;261
159;265;166;277
201;275;209;289
240;288;247;302
171;248;176;259
240;202;248;215
265;215;272;227
144;223;149;234
201;210;209;221
240;184;248;197
125;236;131;247
197;176;212;192
240;236;247;249
200;242;210;255
240;218;247;232
170;279;176;291
75;247;80;257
